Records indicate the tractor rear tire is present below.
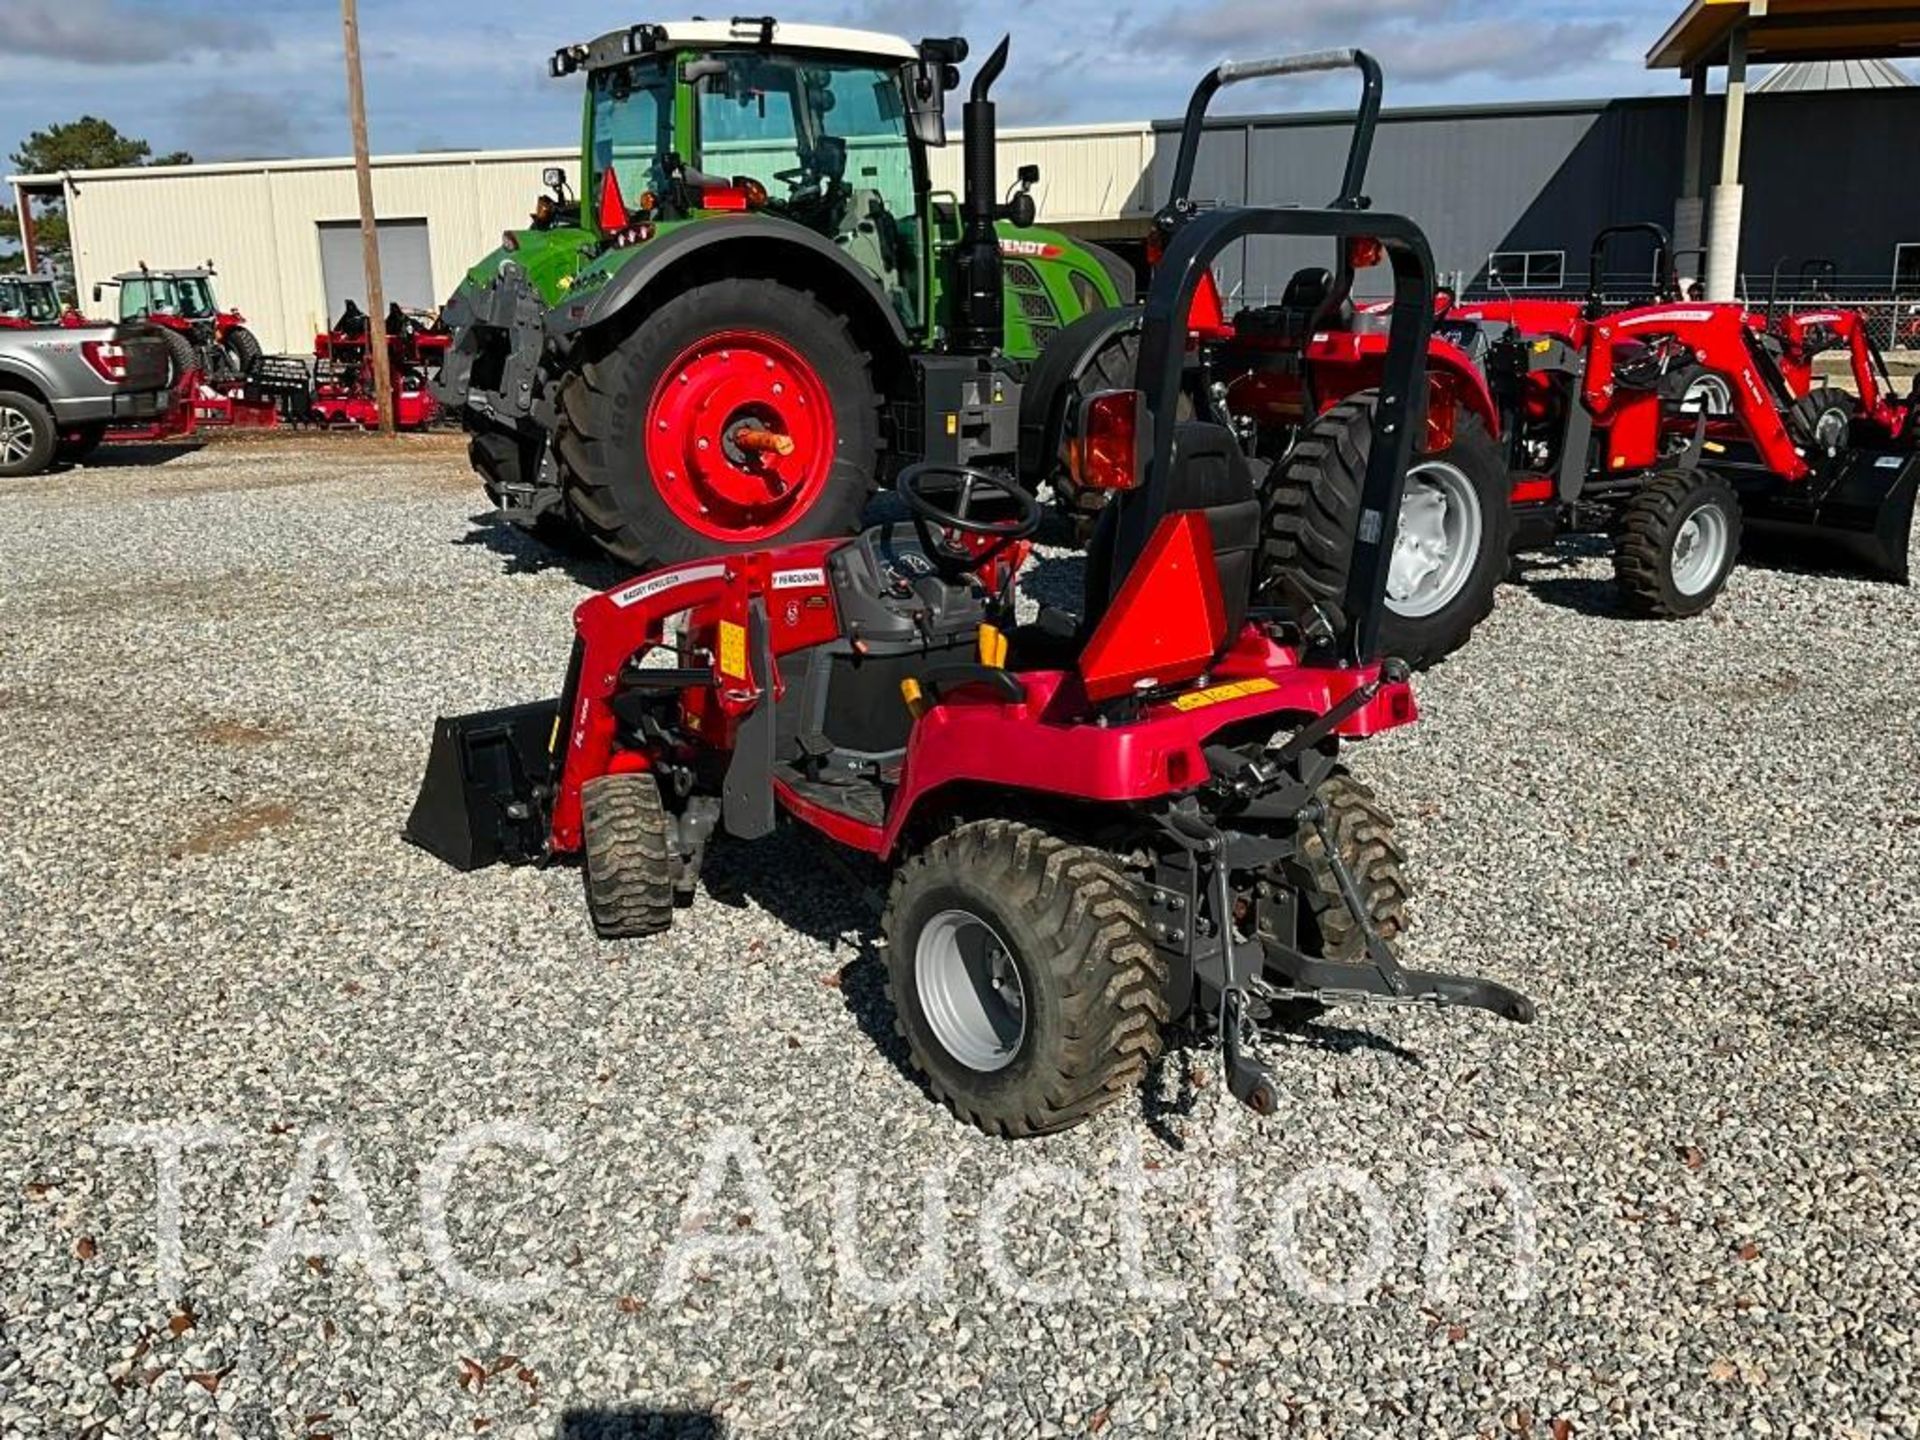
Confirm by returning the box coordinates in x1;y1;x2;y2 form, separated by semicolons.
157;328;198;387
223;325;263;378
1613;469;1742;618
1788;386;1858;459
1293;770;1411;962
55;423;108;466
0;390;57;478
883;820;1169;1137
580;773;675;940
554;279;879;572
1259;392;1509;669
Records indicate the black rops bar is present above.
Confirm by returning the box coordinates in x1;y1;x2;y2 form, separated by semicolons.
1161;48;1383;223
1121;204;1437;667
1587;222;1675;315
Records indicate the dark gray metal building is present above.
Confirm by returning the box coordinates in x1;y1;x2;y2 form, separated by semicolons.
1163;85;1920;308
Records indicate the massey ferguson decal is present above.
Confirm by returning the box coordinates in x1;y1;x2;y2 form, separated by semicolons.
772;566;826;589
608;562;728;608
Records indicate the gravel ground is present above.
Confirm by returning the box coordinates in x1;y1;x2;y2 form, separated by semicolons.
1;434;1916;1439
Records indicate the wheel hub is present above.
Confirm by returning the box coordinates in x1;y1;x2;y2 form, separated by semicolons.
1670;501;1731;596
644;329;835;542
1386;460;1486;619
916;909;1027;1073
0;404;33;466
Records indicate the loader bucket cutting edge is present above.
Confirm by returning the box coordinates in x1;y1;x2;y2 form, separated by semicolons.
1738;449;1919;585
404;700;561;871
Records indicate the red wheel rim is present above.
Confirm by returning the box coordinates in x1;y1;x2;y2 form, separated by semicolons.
643;329;838;542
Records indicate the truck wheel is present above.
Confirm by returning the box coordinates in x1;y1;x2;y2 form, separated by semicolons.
580;773;675;940
0;391;57;478
157;328;198;386
1788;386;1857;459
55;423;109;465
555;279;879;571
883;820;1169;1137
223;324;263;377
1260;393;1510;669
1614;469;1742;618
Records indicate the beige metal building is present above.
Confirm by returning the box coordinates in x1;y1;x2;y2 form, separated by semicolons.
8;125;1157;355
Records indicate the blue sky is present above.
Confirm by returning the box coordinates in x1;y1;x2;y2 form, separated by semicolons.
0;0;1725;170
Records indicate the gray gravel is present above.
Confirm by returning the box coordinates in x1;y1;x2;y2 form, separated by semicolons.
1;434;1916;1439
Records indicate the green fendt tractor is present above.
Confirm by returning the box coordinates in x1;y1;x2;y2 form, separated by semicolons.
437;17;1133;569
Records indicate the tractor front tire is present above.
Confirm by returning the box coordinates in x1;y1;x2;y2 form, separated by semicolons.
1260;393;1510;669
580;773;675;940
883;820;1168;1137
1787;386;1858;459
0;390;58;478
223;325;263;378
554;279;879;571
1613;469;1742;618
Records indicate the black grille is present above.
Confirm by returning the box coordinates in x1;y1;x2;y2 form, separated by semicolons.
1017;290;1058;322
1004;260;1042;290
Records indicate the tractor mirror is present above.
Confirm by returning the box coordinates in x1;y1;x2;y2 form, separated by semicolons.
1070;388;1145;492
905;60;949;147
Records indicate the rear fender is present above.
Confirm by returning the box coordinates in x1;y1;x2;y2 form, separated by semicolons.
1015;304;1145;483
1305;329;1500;444
876;631;1415;858
546;219;913;351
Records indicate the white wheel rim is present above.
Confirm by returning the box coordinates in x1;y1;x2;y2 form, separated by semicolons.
1814;407;1850;455
0;404;34;466
1671;501;1732;596
1681;374;1733;416
1386;459;1485;620
916;909;1026;1072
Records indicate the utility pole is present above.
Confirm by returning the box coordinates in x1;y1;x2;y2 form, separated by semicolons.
340;0;395;435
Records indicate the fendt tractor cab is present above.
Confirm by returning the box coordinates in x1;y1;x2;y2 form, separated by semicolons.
93;264;263;385
436;17;1134;571
0;274;83;330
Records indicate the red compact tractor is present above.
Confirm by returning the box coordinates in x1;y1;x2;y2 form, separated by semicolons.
0;275;86;330
1025;51;1513;670
1447;224;1918;607
407;199;1533;1135
310;302;451;429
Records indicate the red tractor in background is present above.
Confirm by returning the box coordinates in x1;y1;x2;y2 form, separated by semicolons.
310;301;451;430
1444;223;1917;609
1025;49;1512;670
93;264;263;384
0;275;87;330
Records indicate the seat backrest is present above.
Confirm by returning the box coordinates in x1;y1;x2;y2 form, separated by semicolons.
1084;421;1261;639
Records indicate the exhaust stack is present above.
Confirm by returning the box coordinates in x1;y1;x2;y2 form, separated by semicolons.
950;35;1012;355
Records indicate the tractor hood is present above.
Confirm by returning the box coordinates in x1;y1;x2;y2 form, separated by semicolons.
458;224;597;310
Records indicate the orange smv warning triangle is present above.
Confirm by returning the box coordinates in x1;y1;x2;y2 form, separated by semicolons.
1078;512;1228;702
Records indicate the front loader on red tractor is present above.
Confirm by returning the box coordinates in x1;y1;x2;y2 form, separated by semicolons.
406;199;1533;1136
1452;222;1919;610
1023;50;1513;671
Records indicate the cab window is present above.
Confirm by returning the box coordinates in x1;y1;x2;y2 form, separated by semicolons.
589;58;675;218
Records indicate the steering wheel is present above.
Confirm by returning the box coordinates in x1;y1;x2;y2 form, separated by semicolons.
896;463;1041;573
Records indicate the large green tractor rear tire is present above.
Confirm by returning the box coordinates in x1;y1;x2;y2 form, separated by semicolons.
553;279;881;572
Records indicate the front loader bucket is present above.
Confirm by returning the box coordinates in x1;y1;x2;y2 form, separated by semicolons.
404;700;560;871
1738;448;1919;584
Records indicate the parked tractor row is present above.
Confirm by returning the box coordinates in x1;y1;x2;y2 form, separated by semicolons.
434;29;1917;676
408;18;1916;1140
